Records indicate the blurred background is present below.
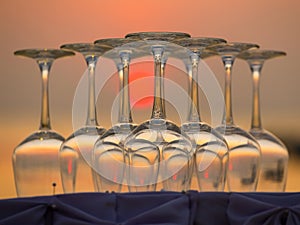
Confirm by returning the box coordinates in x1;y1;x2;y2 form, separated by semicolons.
0;0;299;198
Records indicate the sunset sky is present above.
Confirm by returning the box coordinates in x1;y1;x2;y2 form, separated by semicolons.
0;0;299;197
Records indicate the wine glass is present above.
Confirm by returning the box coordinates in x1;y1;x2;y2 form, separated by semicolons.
123;32;193;192
13;48;75;196
92;38;145;192
174;37;229;191
237;49;288;192
207;42;261;192
59;43;112;193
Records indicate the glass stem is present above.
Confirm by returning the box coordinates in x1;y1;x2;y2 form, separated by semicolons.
185;61;193;106
118;51;133;124
85;56;99;126
151;46;166;119
188;53;201;122
250;62;263;130
38;60;52;130
222;56;235;125
160;56;167;114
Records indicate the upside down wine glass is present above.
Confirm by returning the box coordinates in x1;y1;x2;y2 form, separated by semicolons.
208;43;261;191
237;49;288;192
59;43;112;193
13;49;74;196
92;38;144;192
124;32;193;192
174;37;229;191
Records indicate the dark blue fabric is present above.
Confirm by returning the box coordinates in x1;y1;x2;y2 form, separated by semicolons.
0;196;51;225
117;191;190;225
191;192;230;225
0;192;300;225
227;193;300;225
53;193;116;225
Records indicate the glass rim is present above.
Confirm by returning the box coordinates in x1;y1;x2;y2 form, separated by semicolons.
14;48;75;59
237;49;286;61
94;38;141;48
124;31;191;41
60;43;113;55
207;42;260;54
173;37;227;48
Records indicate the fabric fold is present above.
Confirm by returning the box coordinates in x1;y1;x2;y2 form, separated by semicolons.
117;192;190;225
0;204;47;225
1;192;300;225
52;193;117;225
227;193;300;225
0;196;51;225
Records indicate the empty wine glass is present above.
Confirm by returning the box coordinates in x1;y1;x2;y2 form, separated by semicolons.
13;48;74;196
237;49;288;192
174;37;229;191
123;32;193;192
92;38;145;192
208;42;261;192
59;43;112;193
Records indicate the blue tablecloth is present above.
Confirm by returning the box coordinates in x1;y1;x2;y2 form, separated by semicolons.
0;191;299;225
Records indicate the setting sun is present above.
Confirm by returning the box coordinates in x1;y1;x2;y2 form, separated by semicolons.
128;62;154;109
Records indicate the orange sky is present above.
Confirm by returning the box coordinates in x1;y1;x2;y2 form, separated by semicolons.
0;0;300;198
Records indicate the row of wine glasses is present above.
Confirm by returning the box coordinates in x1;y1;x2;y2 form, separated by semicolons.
13;32;288;197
